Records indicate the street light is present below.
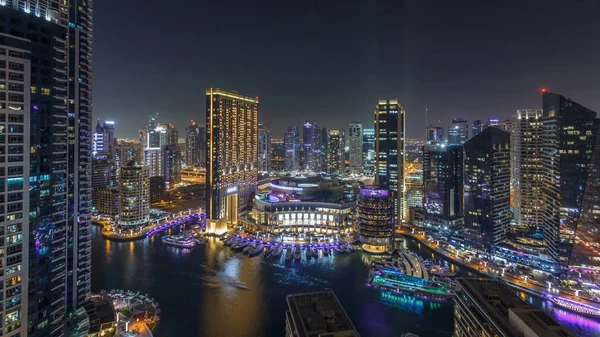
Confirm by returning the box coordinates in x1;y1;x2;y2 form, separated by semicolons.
575;290;580;297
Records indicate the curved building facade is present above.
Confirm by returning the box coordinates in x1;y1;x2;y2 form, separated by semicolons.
357;186;393;253
118;163;150;226
247;176;357;235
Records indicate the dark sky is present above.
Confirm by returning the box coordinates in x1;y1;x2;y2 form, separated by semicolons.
94;0;600;139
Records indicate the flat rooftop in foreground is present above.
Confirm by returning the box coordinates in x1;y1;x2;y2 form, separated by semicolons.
457;278;573;337
286;290;360;337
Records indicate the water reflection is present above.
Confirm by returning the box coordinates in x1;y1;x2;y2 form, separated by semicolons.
92;227;600;337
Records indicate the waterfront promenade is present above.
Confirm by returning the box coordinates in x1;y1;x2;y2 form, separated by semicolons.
398;228;600;310
94;211;202;241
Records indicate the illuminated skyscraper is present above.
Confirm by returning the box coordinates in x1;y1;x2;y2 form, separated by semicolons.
348;121;363;174
258;124;271;172
185;120;200;167
423;144;464;230
92;120;115;157
362;128;375;176
511;109;544;229
284;126;300;171
163;145;182;187
327;129;345;174
374;99;406;224
118;163;150;227
448;117;468;145
464;127;511;252
166;123;178;147
205;88;259;234
541;92;598;266
144;148;164;177
0;1;94;335
302;121;322;172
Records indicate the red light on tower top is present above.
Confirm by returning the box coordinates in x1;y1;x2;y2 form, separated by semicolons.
541;87;547;93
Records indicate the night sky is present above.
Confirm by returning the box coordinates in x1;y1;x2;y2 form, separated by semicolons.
94;0;600;139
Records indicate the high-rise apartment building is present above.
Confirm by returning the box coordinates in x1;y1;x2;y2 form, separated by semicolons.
0;2;94;335
541;92;598;266
185;120;199;167
327;129;345;174
258;124;271;172
92;120;115;157
464;127;511;252
163;145;182;187
511;109;544;229
284;126;300;171
114;142;139;168
205;88;258;234
270;138;285;171
166;123;178;147
348;121;363;174
423;144;464;230
448;118;469;145
118;163;150;227
302;121;322;172
362;128;375;176
144;148;163;178
197;124;206;169
374;99;406;224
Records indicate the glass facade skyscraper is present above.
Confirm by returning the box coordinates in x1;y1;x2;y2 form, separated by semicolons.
374;99;405;224
423;144;464;230
284;126;300;171
348;121;363;174
302;121;322;172
464;127;511;252
362;128;375;176
541;92;598;266
258;124;271;173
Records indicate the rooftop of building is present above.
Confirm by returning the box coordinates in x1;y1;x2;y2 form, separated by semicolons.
258;176;357;204
286;290;360;337
456;278;573;337
205;88;259;103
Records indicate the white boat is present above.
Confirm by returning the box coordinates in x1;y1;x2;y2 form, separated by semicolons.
285;248;293;261
161;235;195;248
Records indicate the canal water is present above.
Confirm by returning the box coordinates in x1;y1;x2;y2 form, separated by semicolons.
91;225;599;337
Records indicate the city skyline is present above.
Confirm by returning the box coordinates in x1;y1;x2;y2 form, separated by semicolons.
93;1;600;139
